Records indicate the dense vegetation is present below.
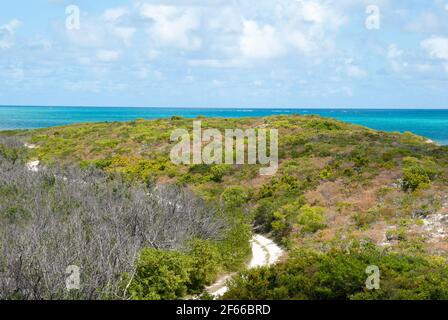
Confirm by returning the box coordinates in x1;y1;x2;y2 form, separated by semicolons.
2;114;448;300
223;242;448;300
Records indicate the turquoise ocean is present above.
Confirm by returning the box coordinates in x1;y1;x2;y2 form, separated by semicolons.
1;106;448;145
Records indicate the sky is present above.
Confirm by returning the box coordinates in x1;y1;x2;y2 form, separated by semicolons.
0;0;448;108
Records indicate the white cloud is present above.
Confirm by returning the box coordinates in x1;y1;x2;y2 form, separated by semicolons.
301;1;327;23
211;79;224;87
188;59;244;68
66;22;105;48
102;7;129;22
78;57;92;65
61;0;347;68
387;44;403;59
147;49;160;60
113;26;136;46
236;0;345;61
27;36;52;51
406;12;442;33
0;19;21;49
206;6;241;33
386;44;408;73
132;65;164;80
240;0;345;61
346;65;368;78
136;0;345;59
134;66;150;79
286;32;315;55
66;14;135;48
64;80;102;93
421;36;448;60
64;80;129;93
415;63;436;73
96;50;121;62
240;20;285;59
140;4;201;50
2;64;24;81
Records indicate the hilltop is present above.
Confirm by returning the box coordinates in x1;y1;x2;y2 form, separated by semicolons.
9;115;448;251
2;114;448;299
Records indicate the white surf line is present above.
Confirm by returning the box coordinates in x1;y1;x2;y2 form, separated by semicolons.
206;234;284;298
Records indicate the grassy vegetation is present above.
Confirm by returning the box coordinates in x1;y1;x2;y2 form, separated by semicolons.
2;114;448;299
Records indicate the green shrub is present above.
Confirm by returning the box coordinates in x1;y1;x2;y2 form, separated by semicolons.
93;158;113;169
209;165;229;182
127;248;193;300
221;186;249;209
189;164;211;175
402;166;431;192
402;157;438;192
219;223;252;271
271;202;299;238
319;167;334;180
254;200;277;233
271;210;289;236
0;137;25;163
188;239;221;292
306;120;341;131
297;205;327;234
2;206;30;223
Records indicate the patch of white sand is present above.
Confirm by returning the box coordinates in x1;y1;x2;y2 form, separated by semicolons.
249;237;267;268
207;234;284;298
26;160;40;172
24;143;37;149
253;235;284;266
205;274;234;298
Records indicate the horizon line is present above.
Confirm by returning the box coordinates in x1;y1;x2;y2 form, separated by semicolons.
1;105;448;110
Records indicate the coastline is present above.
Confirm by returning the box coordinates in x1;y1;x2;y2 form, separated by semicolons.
2;110;446;146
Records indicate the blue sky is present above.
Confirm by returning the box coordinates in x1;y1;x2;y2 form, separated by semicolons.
0;0;448;108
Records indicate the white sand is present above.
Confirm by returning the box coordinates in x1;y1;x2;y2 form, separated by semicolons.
26;160;40;172
24;143;37;149
249;237;267;268
207;234;284;298
205;274;235;298
253;234;284;266
24;143;40;172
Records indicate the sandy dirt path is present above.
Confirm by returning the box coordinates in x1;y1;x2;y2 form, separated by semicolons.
206;234;284;298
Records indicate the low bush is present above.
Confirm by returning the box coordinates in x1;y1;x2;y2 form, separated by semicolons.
402;166;431;192
127;249;193;300
297;205;327;234
188;239;221;292
402;157;438;192
209;165;229;182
